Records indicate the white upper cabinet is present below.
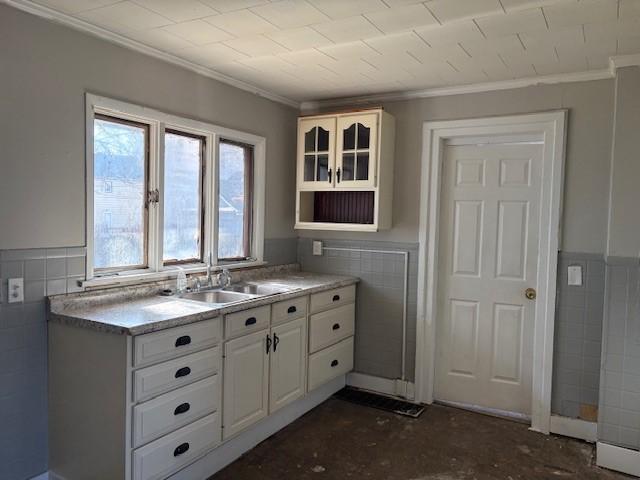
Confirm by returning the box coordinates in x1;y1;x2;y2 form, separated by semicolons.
336;113;378;189
295;108;395;232
298;117;336;190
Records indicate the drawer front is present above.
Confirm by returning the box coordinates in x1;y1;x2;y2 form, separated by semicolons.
310;285;356;313
134;318;221;367
272;296;308;326
134;347;221;402
224;305;270;339
133;375;220;448
309;303;355;353
308;336;354;391
132;412;221;480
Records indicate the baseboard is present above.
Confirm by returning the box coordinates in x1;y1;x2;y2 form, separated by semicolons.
346;372;416;400
549;415;597;443
597;442;640;477
169;375;346;480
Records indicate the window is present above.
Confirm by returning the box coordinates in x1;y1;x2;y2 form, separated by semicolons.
218;140;253;261
163;130;205;265
86;95;265;283
93;115;148;271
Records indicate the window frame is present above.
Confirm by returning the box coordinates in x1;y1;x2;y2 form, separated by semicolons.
85;94;266;286
217;138;255;263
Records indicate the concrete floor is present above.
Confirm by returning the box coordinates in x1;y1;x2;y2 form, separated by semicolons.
212;397;630;480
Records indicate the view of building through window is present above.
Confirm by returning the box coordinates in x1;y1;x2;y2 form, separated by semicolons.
163;131;203;264
93;116;147;270
218;141;252;260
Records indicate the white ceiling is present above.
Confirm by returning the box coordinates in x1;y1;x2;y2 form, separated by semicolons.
18;0;640;104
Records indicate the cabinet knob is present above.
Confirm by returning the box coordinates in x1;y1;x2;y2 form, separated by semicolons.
332;295;340;302
174;403;190;415
332;323;340;330
174;366;191;378
331;360;339;367
245;317;257;326
287;305;297;314
175;335;191;347
174;443;190;457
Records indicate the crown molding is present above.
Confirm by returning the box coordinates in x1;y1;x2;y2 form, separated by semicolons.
300;69;614;112
2;0;301;109
610;53;640;70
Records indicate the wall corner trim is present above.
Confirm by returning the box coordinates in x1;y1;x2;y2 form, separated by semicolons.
610;54;640;70
346;372;416;400
597;442;640;477
549;415;597;443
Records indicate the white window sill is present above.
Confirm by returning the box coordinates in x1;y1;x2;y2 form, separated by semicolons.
81;260;267;289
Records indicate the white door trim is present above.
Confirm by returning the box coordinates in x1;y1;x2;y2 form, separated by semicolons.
415;111;567;434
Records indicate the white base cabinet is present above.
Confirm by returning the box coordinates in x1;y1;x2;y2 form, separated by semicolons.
48;285;356;480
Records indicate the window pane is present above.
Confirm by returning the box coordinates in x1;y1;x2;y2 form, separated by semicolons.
163;131;203;263
304;127;316;152
342;153;355;181
304;155;315;181
317;154;329;182
93;116;147;270
219;141;252;260
356;152;369;180
343;123;356;150
357;123;370;149
317;127;329;151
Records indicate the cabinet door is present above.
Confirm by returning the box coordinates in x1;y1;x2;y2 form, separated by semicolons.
269;317;307;413
223;329;270;439
336;113;378;188
298;117;336;190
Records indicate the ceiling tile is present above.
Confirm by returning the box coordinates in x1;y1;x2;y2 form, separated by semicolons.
499;0;576;12
312;15;382;43
620;0;640;18
318;41;380;60
31;0;121;14
278;48;334;65
364;31;428;56
125;28;195;54
204;10;279;36
365;4;438;34
224;34;290;56
267;26;333;50
617;35;640;55
363;52;422;70
519;25;583;49
425;0;503;23
543;0;618;29
532;54;588;75
307;0;387;19
179;43;249;66
78;1;173;32
162;20;233;45
131;0;217;23
410;44;471;65
199;0;268;13
250;0;329;29
460;35;525;57
475;8;548;37
415;21;485;47
584;18;640;44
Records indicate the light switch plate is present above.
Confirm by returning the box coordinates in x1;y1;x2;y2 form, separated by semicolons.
312;241;323;256
568;265;582;286
8;278;24;303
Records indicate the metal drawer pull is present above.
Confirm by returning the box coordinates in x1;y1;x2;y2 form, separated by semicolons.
332;294;340;302
287;306;297;314
331;359;339;367
175;335;191;347
174;403;190;415
273;333;280;352
174;442;189;457
332;323;340;330
245;317;257;326
266;334;272;354
174;366;191;378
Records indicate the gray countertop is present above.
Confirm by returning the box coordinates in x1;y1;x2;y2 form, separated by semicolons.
48;271;358;335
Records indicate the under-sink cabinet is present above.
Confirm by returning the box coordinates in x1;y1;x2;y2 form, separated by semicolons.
48;285;356;480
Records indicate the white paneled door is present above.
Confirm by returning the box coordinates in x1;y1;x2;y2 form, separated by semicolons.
434;142;542;416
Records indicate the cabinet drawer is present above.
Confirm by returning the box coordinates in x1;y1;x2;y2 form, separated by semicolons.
224;305;270;339
133;375;220;448
134;347;221;403
132;412;221;480
309;303;354;353
272;296;308;326
308;337;354;391
134;318;221;367
310;285;355;313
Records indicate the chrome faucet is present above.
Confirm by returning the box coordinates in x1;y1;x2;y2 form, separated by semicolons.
205;252;214;288
217;268;232;288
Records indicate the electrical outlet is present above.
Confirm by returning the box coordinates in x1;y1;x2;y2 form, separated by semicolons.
8;278;24;303
312;241;323;256
568;265;582;286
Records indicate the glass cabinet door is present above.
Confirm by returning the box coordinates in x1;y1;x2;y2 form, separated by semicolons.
336;113;378;189
298;117;336;190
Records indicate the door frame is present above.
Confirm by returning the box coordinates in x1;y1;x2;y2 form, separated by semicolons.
415;111;567;434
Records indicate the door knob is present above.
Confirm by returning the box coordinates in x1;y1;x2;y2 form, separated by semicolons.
525;288;537;300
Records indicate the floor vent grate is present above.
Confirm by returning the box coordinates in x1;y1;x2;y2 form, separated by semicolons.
334;387;425;418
